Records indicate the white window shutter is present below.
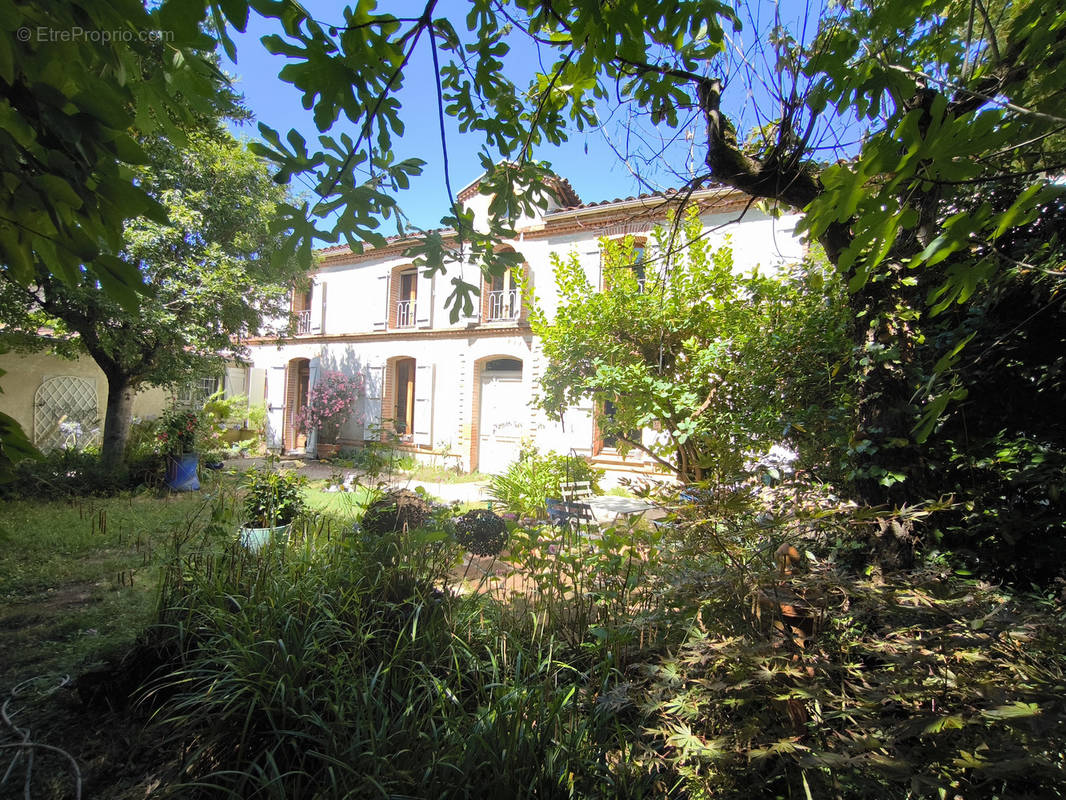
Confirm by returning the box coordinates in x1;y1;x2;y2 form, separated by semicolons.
583;247;602;290
306;359;321;451
248;368;266;406
412;363;434;445
460;264;481;325
362;365;385;439
309;280;327;334
309;280;324;333
224;366;247;398
372;273;389;331
265;365;286;449
416;268;433;328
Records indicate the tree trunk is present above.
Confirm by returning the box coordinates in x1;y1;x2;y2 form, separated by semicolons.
101;374;135;470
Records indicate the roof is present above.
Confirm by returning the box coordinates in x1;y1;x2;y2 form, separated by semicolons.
313;182;746;263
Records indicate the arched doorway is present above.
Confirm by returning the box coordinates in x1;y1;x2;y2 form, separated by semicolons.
475;357;524;474
283;357;310;453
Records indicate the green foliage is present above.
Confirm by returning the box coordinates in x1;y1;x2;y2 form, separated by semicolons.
145;529;619;799
0;448;165;500
0;129;299;467
531;211;851;483
0;2;233;303
454;508;509;556
240;468;307;528
155;407;202;456
487;447;603;519
360;488;432;536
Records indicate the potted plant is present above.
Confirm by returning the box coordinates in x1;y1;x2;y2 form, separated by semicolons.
296;370;365;458
158;407;203;491
239;468;307;551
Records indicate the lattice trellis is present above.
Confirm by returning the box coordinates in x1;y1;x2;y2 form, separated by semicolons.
33;376;101;452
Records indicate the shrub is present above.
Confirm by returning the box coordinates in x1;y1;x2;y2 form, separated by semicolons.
0;448;162;499
361;488;431;535
296;370;365;445
488;446;603;519
454;509;508;556
155;407;203;455
241;468;307;527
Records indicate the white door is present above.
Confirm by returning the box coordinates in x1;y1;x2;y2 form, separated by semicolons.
477;368;524;474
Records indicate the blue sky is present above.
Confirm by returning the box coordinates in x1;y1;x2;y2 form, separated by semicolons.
219;1;828;230
220;2;662;229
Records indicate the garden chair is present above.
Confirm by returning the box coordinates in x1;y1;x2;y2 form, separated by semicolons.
560;481;593;502
546;498;598;539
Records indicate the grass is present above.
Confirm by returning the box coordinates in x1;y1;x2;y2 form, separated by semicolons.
402;464;488;484
0;485;225;686
3;473;1066;799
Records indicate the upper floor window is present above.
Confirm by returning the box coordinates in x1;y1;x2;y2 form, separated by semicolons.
601;237;647;293
292;285;313;334
483;269;521;322
393;268;417;328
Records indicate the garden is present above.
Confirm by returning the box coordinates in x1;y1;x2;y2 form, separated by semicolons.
1;431;1064;798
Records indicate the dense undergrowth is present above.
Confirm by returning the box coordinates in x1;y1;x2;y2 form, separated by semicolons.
116;478;1066;799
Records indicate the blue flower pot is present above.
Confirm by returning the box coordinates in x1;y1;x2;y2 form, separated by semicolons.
165;452;200;491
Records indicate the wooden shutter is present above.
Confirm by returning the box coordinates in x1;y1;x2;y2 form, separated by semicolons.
362;364;385;439
223;366;247;398
248;368;266;406
265;365;286;449
309;280;327;334
415;267;433;328
372;273;389;331
412;363;434;445
306;359;321;451
460;262;481;325
309;280;323;333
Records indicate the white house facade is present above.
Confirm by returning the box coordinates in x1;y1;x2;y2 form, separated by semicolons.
241;178;805;477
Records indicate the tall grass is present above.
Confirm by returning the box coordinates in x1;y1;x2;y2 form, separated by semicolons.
143;518;661;799
127;475;1066;799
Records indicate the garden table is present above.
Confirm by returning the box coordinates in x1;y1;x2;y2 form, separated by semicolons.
584;495;657;524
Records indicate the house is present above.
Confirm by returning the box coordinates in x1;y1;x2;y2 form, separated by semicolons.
242;177;804;479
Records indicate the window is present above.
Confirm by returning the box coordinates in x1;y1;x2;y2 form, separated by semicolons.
395;269;417;328
483;269;521;321
599;398;642;452
393;357;416;437
292;285;312;334
177;376;220;408
602;237;647;293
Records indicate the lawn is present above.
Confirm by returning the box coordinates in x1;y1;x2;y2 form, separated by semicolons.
0;486;221;688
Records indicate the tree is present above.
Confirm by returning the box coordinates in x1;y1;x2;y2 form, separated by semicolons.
0;130;297;468
7;0;1064;546
529;211;850;484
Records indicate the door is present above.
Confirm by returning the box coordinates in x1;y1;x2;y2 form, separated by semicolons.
477;361;524;474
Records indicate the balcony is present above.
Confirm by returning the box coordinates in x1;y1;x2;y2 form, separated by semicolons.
486;288;520;321
294;309;311;334
395;299;415;328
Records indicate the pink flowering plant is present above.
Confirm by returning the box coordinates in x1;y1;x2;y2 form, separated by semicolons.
157;408;202;455
296;370;366;445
